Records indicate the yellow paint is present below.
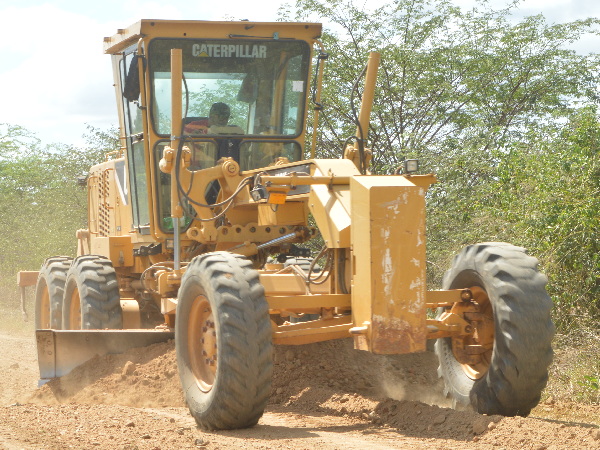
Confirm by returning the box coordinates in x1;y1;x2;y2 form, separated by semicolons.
258;202;306;226
170;49;183;220
259;272;331;296
88;159;133;241
91;236;134;267
426;289;470;306
120;299;141;329
272;310;353;346
160;297;178;315
355;52;380;149
273;320;352;345
104;22;323;243
266;294;350;310
350;175;434;354
17;271;39;287
308;159;360;248
103;21;322;55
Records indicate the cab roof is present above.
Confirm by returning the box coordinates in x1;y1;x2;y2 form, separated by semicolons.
103;20;323;55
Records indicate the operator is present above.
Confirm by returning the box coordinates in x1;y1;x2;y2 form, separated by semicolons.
182;102;245;137
204;102;243;166
208;102;229;127
184;102;245;170
207;102;244;135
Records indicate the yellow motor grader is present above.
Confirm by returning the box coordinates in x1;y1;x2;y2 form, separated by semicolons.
18;19;554;430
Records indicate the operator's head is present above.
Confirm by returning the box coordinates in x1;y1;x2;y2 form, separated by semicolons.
209;102;230;126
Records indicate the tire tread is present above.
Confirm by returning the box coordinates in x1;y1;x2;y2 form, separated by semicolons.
435;242;554;417
62;255;123;330
35;256;73;329
176;251;273;430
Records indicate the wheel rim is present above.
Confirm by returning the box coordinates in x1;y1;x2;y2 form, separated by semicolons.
188;295;217;392
40;286;51;329
69;288;82;330
452;286;495;380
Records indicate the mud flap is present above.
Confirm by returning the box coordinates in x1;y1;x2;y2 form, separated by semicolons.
36;329;174;385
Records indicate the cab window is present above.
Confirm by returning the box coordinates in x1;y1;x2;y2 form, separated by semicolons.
148;39;310;138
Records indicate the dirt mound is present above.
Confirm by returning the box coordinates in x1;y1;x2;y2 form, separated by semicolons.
28;340;185;408
25;335;500;441
270;339;497;441
270;339;446;407
28;337;445;410
16;335;600;448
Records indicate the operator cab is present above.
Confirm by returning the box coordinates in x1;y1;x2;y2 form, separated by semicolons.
105;21;321;237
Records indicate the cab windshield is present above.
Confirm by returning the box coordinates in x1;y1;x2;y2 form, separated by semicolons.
148;38;310;138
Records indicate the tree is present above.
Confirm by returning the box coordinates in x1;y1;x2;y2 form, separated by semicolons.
294;0;600;174
476;107;600;331
0;124;119;275
289;0;600;328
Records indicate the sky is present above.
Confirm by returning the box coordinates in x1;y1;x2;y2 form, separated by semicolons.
0;0;599;148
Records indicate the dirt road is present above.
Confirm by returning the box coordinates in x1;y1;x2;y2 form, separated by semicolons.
1;332;600;450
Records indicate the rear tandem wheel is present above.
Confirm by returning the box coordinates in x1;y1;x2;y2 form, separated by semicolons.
61;255;123;330
176;252;273;430
435;243;555;416
34;257;73;329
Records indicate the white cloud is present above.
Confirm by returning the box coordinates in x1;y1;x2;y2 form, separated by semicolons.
0;5;121;146
120;1;184;20
0;2;282;146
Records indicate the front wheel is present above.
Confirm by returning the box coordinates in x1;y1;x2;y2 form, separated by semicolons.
435;243;554;416
176;252;273;430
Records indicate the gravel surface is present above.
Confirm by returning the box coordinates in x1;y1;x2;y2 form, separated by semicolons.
2;331;600;449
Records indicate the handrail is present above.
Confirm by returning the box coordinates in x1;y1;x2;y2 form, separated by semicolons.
310;40;326;159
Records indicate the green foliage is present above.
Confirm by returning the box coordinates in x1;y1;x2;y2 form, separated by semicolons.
578;375;599;391
294;0;600;330
2;1;600;335
545;332;600;404
0;124;40;158
477;108;600;331
0;124;118;277
296;0;600;173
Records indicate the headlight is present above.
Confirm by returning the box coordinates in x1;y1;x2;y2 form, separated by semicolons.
404;159;419;174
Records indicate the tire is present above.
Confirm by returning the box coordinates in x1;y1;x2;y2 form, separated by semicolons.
62;255;122;330
435;243;554;416
176;252;273;430
34;257;72;329
283;257;321;274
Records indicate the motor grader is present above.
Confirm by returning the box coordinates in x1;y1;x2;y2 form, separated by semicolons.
17;19;554;430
